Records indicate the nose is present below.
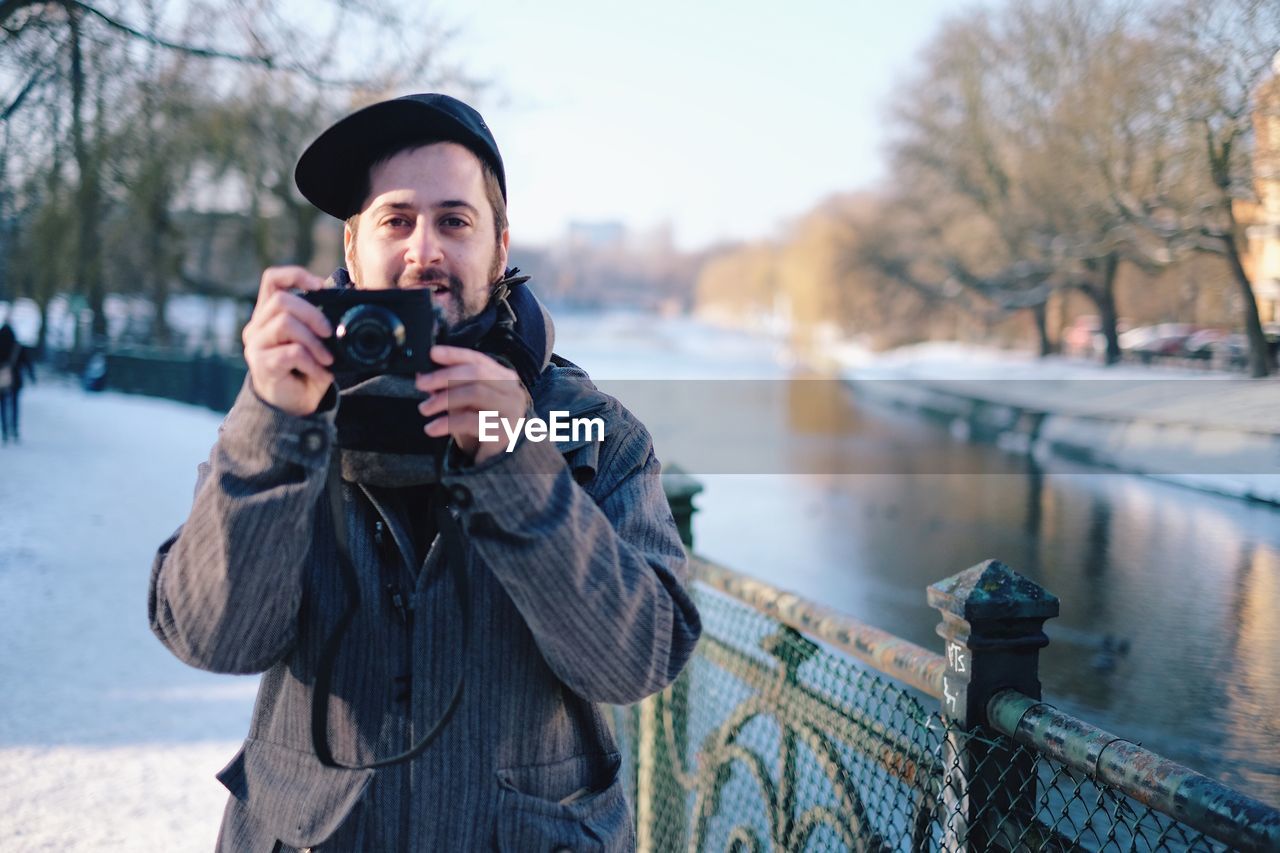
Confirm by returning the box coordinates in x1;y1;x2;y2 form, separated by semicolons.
404;220;444;268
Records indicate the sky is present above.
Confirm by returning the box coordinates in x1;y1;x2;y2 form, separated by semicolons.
439;0;964;250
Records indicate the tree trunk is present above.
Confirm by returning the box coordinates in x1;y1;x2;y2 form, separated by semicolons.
147;188;174;346
1098;253;1121;366
1032;302;1053;357
35;293;48;353
67;3;104;345
1221;233;1273;378
1076;253;1121;365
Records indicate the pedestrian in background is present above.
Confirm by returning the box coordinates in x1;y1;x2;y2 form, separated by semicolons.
0;323;36;444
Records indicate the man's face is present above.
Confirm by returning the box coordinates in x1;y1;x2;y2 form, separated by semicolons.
344;142;509;326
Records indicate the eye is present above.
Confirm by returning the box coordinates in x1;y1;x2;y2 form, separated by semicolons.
380;215;412;229
441;215;469;229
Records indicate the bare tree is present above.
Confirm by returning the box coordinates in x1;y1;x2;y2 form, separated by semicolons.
1114;0;1280;376
875;7;1068;356
1;0;470;347
870;0;1187;364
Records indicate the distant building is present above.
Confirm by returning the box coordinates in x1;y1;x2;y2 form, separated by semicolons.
1242;56;1280;324
566;220;626;249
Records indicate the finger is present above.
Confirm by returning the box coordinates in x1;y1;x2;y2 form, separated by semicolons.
258;265;324;306
416;361;518;392
419;382;513;418
429;345;508;368
418;381;526;419
419;387;481;419
415;365;483;391
424;413;454;438
268;343;331;385
424;410;482;457
418;387;446;418
418;386;500;419
262;290;333;339
260;313;333;366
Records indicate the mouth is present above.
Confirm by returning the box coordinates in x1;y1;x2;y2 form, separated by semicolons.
402;280;451;296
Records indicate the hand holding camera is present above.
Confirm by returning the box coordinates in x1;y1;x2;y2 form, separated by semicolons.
416;346;530;464
244;267;525;460
242;266;335;417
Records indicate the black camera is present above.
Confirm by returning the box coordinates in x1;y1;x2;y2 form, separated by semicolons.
303;288;441;377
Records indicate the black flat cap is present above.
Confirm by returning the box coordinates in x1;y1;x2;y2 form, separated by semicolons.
294;93;505;220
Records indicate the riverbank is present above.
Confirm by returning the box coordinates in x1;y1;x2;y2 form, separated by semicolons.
838;342;1280;505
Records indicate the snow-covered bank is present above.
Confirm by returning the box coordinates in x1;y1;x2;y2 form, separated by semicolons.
0;383;251;851
840;343;1280;504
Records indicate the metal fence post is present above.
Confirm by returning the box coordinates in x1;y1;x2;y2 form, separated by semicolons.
662;464;702;551
927;559;1059;850
633;467;701;852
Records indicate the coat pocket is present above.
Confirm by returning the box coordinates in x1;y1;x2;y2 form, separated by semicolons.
216;737;374;850
495;752;633;852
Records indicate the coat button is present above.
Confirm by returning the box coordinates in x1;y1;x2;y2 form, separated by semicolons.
468;511;498;535
448;484;473;507
299;428;325;454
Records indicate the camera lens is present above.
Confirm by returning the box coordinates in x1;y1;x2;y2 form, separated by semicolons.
336;305;406;368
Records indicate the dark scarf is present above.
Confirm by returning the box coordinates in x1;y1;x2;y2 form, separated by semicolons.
331;268;552;487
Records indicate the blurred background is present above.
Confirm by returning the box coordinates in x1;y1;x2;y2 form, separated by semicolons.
1;0;1279;849
0;0;1277;374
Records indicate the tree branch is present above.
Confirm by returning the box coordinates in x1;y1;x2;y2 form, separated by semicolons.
69;0;377;88
1;59;48;120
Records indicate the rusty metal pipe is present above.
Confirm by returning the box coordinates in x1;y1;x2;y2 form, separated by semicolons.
690;556;947;699
988;689;1280;853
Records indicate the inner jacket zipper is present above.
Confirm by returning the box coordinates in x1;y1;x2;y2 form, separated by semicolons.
362;493;418;853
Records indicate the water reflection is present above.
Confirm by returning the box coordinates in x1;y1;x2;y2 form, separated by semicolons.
554;315;1280;804
689;382;1280;805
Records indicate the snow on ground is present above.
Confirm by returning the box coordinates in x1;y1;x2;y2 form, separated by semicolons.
0;381;253;852
838;340;1238;380
0;314;792;851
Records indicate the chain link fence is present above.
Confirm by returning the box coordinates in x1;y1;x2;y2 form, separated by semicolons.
614;573;1267;852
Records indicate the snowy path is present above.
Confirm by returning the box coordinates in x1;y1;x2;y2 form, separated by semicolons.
0;314;790;851
0;383;254;852
841;342;1280;433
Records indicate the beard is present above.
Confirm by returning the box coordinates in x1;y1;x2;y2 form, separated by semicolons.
400;268;483;327
348;243;504;327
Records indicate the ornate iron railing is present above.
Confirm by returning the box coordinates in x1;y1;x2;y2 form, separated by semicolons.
615;527;1280;852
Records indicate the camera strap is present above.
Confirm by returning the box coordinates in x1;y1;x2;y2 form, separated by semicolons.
311;459;470;770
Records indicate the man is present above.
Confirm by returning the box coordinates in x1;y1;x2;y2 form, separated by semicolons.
149;93;701;851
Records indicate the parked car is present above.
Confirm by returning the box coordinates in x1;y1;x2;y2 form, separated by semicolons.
1182;329;1228;361
1121;323;1197;363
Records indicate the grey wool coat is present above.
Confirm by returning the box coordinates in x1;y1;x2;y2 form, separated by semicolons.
148;358;701;851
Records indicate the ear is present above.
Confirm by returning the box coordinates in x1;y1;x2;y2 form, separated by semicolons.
342;221;356;281
498;229;510;275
